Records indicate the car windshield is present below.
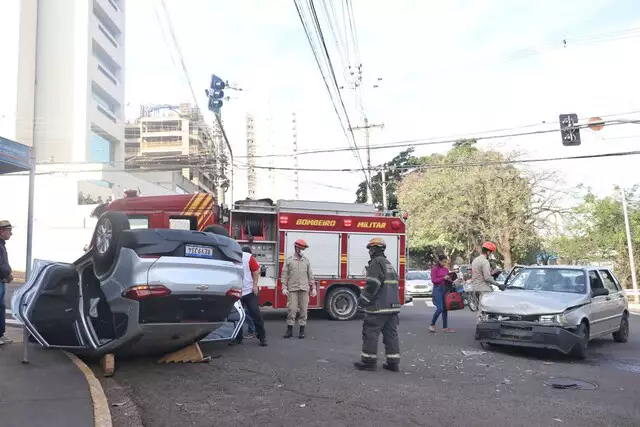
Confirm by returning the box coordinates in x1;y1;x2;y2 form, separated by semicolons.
407;271;431;281
506;268;587;294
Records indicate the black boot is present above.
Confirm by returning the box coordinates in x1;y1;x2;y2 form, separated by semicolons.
383;361;400;372
228;337;242;346
284;325;293;338
298;326;305;339
353;359;377;371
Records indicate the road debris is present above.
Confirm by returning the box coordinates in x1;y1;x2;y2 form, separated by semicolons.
543;377;597;390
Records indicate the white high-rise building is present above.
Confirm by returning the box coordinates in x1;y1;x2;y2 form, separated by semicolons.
15;0;126;164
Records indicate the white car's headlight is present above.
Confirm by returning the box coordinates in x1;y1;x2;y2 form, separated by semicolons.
479;311;490;322
538;314;567;325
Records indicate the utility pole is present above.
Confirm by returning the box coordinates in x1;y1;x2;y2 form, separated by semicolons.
349;118;383;204
381;164;388;211
621;187;638;302
292;113;299;200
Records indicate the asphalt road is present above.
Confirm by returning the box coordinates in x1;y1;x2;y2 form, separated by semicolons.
91;299;640;427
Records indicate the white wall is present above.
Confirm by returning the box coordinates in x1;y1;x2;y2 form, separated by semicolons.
0;163;180;272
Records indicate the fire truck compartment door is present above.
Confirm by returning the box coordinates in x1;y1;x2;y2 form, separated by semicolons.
348;234;400;277
284;232;341;278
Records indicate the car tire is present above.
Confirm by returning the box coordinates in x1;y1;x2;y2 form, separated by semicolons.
92;212;130;277
570;322;589;359
613;313;630;343
325;287;359;321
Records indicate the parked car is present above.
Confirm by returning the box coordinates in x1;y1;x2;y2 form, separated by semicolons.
12;212;245;357
405;270;433;297
475;265;630;359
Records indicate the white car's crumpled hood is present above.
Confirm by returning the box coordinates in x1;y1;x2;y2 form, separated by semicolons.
481;290;590;315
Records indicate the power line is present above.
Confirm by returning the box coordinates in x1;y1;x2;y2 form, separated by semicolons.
16;149;640;177
233;115;639;159
294;0;368;188
241;149;640;172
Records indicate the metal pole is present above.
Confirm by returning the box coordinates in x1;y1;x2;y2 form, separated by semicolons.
381;164;387;211
364;117;372;204
621;187;638;302
23;0;41;364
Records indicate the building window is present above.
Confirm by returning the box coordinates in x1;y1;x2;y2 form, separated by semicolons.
90;132;113;163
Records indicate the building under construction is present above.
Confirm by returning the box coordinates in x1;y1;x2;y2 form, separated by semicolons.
124;103;221;193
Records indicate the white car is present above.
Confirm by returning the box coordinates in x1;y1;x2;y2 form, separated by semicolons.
476;265;630;359
405;270;433;297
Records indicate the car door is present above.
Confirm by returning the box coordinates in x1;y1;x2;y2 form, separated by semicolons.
199;300;246;342
598;269;625;331
15;260;92;350
587;270;610;337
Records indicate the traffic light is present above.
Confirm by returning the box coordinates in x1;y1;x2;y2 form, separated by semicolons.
207;74;226;115
559;113;581;146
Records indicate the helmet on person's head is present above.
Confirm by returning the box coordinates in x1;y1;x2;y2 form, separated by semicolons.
482;241;497;252
294;239;308;249
366;237;386;250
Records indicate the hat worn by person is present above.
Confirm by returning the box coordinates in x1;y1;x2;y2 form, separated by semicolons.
0;220;13;229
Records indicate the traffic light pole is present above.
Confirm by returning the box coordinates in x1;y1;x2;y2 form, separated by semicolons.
350;118;383;204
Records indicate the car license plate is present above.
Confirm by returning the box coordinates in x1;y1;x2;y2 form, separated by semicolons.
185;245;214;259
501;326;532;339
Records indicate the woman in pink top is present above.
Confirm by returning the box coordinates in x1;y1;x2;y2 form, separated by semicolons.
429;255;455;333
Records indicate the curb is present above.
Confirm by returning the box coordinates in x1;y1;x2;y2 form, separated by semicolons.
64;351;113;427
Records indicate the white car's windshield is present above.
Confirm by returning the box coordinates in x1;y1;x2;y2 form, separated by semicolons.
407;271;431;281
507;268;587;294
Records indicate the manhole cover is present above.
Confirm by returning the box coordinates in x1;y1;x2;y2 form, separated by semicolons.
543;377;597;390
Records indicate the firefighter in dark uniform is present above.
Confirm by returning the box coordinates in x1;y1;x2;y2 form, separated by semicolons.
354;237;401;372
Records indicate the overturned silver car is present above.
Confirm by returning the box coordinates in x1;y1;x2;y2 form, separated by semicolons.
12;212;245;357
475;265;630;359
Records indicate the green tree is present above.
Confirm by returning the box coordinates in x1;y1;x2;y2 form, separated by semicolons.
552;186;640;288
355;148;422;210
397;141;560;269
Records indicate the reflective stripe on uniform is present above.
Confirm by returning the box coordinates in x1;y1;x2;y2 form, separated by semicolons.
386;354;400;359
360;295;371;303
361;352;377;359
385;280;399;284
365;308;401;314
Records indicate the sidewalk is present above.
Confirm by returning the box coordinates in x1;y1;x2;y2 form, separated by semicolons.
0;328;97;427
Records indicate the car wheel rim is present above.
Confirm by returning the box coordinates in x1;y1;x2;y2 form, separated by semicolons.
334;294;353;316
96;220;113;255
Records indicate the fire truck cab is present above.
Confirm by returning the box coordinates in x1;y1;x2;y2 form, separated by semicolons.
94;192;407;321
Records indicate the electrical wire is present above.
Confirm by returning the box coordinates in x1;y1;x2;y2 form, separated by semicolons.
241;149;640;172
294;0;369;185
14;149;640;177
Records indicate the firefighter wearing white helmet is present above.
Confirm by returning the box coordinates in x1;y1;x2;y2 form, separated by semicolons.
354;237;402;372
281;239;316;339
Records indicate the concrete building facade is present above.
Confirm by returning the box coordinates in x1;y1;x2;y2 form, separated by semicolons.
15;0;126;164
125;103;217;193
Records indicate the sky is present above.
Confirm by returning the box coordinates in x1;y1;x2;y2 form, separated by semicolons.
2;0;640;205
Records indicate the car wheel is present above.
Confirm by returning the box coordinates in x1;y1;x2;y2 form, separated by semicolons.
570;322;589;359
92;212;130;277
325;287;358;321
613;313;630;343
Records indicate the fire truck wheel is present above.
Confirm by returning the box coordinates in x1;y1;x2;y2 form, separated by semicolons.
92;212;130;277
325;287;359;321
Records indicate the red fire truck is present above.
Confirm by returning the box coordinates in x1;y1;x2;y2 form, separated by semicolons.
94;191;407;321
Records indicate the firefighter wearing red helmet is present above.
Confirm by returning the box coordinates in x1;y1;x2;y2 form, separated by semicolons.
354;237;401;372
471;241;500;300
281;238;316;339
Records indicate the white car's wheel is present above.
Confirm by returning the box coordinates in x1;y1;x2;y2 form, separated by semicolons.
613;313;629;343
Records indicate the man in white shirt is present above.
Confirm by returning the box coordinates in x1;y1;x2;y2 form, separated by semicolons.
231;246;267;347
